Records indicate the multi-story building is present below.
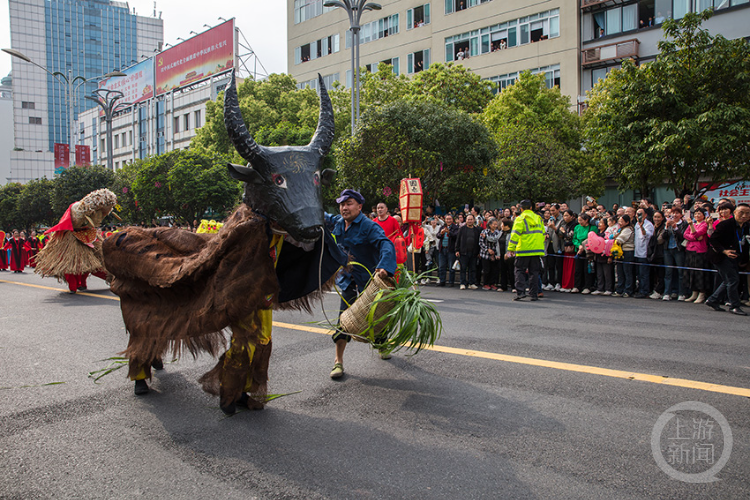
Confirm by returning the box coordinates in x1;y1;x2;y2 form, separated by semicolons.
579;0;750;111
76;19;238;169
76;73;232;169
579;0;750;207
7;0;163;183
288;0;580;100
1;74;13;184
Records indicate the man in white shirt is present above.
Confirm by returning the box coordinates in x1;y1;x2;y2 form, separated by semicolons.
633;208;654;298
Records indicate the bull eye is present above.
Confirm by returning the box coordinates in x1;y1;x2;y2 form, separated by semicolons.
313;171;321;187
272;173;288;189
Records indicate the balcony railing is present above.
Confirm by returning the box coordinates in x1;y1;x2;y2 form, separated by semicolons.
582;39;639;67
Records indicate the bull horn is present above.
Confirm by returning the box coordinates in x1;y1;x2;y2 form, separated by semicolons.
224;71;263;164
308;73;335;157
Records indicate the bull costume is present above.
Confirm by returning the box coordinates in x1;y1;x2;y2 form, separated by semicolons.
35;189;115;292
103;73;347;414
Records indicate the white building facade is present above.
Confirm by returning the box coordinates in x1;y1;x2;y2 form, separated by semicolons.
7;0;163;183
77;73;232;169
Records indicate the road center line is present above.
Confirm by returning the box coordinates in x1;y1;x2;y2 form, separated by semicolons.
4;278;750;398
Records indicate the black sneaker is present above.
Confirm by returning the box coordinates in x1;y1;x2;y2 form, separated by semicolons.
437;282;446;287
151;358;164;370
513;295;527;301
220;401;237;415
633;293;646;299
705;301;725;312
530;297;539;301
134;379;149;395
729;307;747;316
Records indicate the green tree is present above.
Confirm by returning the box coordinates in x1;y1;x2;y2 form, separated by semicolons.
0;183;23;232
167;152;242;225
335;99;497;208
585;11;750;197
483;71;599;202
359;63;411;111
191;73;342;160
132;150;240;226
16;178;55;231
409;62;495;114
111;162;140;223
51;166;115;214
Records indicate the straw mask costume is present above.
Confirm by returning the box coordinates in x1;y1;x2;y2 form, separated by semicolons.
102;73;346;413
35;189;116;291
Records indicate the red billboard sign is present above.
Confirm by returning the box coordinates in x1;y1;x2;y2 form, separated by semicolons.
75;145;91;166
54;143;70;174
98;59;155;107
155;19;234;95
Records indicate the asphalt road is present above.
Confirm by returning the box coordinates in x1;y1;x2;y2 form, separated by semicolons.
1;271;749;499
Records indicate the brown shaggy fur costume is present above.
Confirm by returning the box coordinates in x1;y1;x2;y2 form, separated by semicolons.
103;205;281;406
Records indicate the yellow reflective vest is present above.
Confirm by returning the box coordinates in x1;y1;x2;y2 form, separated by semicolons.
507;210;545;256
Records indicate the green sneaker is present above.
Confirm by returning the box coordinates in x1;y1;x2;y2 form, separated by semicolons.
330;362;344;379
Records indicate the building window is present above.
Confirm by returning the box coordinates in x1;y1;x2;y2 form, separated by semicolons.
446;0;492;15
345;15;399;48
295;33;340;64
407;4;431;29
21;101;35;109
592;67;611;87
122;132;127;147
407;49;430;74
194;110;202;129
115;134;120;149
487;64;561;95
173;116;180;133
294;0;335;24
184;114;190;131
129;130;133;146
101;138;106;153
380;58;400;76
446;9;559;61
28;116;42;124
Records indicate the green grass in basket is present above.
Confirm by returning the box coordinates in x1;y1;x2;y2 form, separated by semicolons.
368;266;443;355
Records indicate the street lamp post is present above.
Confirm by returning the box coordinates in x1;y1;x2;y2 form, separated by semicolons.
2;48;125;167
85;88;131;171
323;0;381;132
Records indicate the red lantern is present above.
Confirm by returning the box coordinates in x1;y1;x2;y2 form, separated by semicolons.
399;178;423;223
394;235;408;265
412;225;425;250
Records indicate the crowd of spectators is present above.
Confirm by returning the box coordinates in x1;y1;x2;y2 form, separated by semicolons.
368;195;750;315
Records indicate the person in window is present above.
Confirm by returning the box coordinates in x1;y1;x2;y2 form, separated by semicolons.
599;28;605;37
456;48;465;60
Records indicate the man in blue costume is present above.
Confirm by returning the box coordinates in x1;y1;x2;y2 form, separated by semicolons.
326;189;397;379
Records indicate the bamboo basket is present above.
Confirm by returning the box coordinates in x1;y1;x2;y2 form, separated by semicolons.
339;274;396;342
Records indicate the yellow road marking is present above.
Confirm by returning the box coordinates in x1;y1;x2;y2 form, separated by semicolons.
0;279;120;300
4;278;750;398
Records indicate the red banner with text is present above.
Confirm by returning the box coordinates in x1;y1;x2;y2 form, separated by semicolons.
75;145;91;166
155;19;234;95
54;143;70;174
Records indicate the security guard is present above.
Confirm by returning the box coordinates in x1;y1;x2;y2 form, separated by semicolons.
505;199;546;301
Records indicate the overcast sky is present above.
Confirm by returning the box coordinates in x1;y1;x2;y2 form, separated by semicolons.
0;0;288;80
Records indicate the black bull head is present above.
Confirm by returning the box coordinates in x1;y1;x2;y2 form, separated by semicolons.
224;72;335;243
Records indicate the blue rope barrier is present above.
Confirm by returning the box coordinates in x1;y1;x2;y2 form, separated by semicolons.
545;252;750;275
